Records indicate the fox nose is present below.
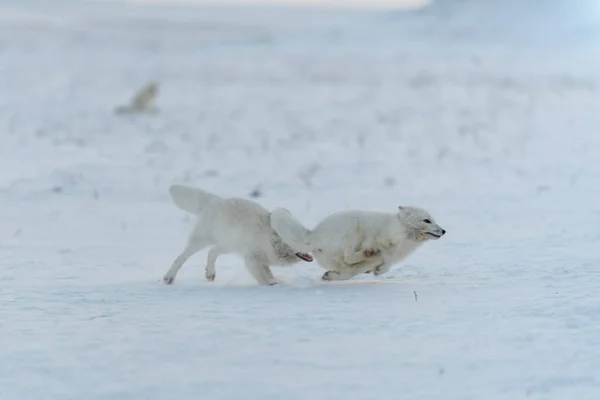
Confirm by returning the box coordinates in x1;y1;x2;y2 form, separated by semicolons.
441;229;446;235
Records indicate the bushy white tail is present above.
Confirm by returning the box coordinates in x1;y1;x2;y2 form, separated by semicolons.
269;208;314;253
169;184;220;215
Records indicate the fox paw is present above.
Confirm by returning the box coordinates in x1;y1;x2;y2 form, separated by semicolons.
205;268;216;282
321;271;341;281
363;248;380;257
372;265;388;276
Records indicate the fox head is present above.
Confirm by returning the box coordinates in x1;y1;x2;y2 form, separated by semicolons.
397;206;446;242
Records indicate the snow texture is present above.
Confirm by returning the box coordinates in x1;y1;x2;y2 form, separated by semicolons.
1;0;600;399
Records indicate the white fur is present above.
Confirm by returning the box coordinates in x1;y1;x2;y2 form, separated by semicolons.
163;184;312;286
270;205;446;281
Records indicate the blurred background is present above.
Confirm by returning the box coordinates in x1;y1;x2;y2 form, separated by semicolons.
2;0;598;254
2;0;600;398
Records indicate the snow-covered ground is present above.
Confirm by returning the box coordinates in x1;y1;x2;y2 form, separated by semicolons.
1;1;600;399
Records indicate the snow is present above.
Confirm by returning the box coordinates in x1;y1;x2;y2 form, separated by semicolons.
1;0;600;399
125;0;429;10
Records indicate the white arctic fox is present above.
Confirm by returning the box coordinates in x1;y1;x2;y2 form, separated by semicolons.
162;185;313;286
269;206;445;281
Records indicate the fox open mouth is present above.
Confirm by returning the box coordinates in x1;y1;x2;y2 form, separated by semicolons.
426;232;442;239
296;252;313;262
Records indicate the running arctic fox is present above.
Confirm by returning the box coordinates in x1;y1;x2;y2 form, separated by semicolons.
269;206;445;281
163;185;313;286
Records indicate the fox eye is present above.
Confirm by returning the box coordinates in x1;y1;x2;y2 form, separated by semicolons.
423;219;431;224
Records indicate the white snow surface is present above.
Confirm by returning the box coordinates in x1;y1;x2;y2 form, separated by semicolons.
1;1;600;399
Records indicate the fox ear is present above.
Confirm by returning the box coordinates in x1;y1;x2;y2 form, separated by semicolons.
398;206;411;215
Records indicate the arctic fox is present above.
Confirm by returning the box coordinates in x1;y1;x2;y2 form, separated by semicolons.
162;185;313;286
269;206;445;281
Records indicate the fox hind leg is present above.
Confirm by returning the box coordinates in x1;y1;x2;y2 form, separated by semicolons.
262;265;278;285
163;237;210;284
322;256;384;281
205;246;223;282
245;256;277;286
344;248;381;264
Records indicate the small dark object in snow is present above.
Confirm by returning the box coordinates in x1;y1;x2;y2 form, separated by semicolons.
203;169;219;177
438;367;445;375
414;290;418;302
89;314;109;320
536;184;551;194
383;176;396;187
249;188;262;198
